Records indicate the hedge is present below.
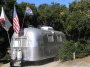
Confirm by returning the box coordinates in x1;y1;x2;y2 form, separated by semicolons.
58;40;90;61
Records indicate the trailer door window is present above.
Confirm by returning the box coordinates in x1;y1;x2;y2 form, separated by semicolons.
21;37;27;47
57;35;62;42
47;34;54;42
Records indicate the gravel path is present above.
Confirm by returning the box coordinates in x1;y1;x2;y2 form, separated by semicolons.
1;56;90;67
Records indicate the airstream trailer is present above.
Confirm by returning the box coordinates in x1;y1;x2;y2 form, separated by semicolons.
10;26;65;63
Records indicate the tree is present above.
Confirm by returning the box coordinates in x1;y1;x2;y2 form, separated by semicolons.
18;2;38;27
66;0;90;41
0;0;16;58
37;3;68;31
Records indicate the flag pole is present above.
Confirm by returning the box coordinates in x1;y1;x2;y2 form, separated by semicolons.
21;3;34;28
6;31;11;46
21;12;26;28
21;3;28;28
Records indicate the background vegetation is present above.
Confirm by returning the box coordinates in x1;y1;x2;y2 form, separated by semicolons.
0;0;90;61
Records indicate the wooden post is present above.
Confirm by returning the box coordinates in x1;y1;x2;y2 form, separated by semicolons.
73;52;76;67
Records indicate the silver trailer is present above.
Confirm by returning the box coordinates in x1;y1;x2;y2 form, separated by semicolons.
10;26;65;62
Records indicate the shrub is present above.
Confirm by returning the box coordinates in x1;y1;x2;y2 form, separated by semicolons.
58;40;75;61
1;52;10;60
86;40;90;55
58;40;89;61
75;40;88;58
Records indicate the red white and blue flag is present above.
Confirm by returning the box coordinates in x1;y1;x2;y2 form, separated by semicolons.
13;5;20;34
25;6;33;16
0;7;12;31
0;17;5;27
0;18;4;22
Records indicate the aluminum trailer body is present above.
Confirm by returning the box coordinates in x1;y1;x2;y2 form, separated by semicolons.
10;26;65;61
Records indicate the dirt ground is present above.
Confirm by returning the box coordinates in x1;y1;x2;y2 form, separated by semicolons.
0;56;90;67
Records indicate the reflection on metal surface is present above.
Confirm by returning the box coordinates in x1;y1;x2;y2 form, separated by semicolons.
10;26;65;61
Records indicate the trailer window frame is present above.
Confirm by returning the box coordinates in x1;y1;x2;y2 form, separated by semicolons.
12;37;27;47
57;35;62;42
47;34;54;42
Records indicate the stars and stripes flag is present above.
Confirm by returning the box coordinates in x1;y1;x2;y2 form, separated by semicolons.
13;5;20;34
0;7;12;31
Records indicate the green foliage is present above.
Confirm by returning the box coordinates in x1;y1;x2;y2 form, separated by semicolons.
37;3;68;31
86;40;90;54
75;40;88;58
58;40;75;61
0;52;10;60
58;40;90;61
65;1;90;41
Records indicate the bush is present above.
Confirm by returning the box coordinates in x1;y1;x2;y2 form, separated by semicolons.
58;40;75;61
1;52;10;60
58;40;89;61
75;40;88;58
86;40;90;54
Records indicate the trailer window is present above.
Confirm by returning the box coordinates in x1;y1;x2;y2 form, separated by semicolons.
21;37;27;47
47;34;54;42
13;38;21;47
57;35;62;42
13;37;27;47
38;36;43;44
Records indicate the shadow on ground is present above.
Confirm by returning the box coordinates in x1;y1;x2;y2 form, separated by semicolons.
0;58;55;67
21;58;54;66
0;59;10;64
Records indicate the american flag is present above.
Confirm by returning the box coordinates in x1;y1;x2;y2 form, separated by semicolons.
13;5;20;34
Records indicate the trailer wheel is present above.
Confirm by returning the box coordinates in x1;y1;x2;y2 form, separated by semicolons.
21;60;24;67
